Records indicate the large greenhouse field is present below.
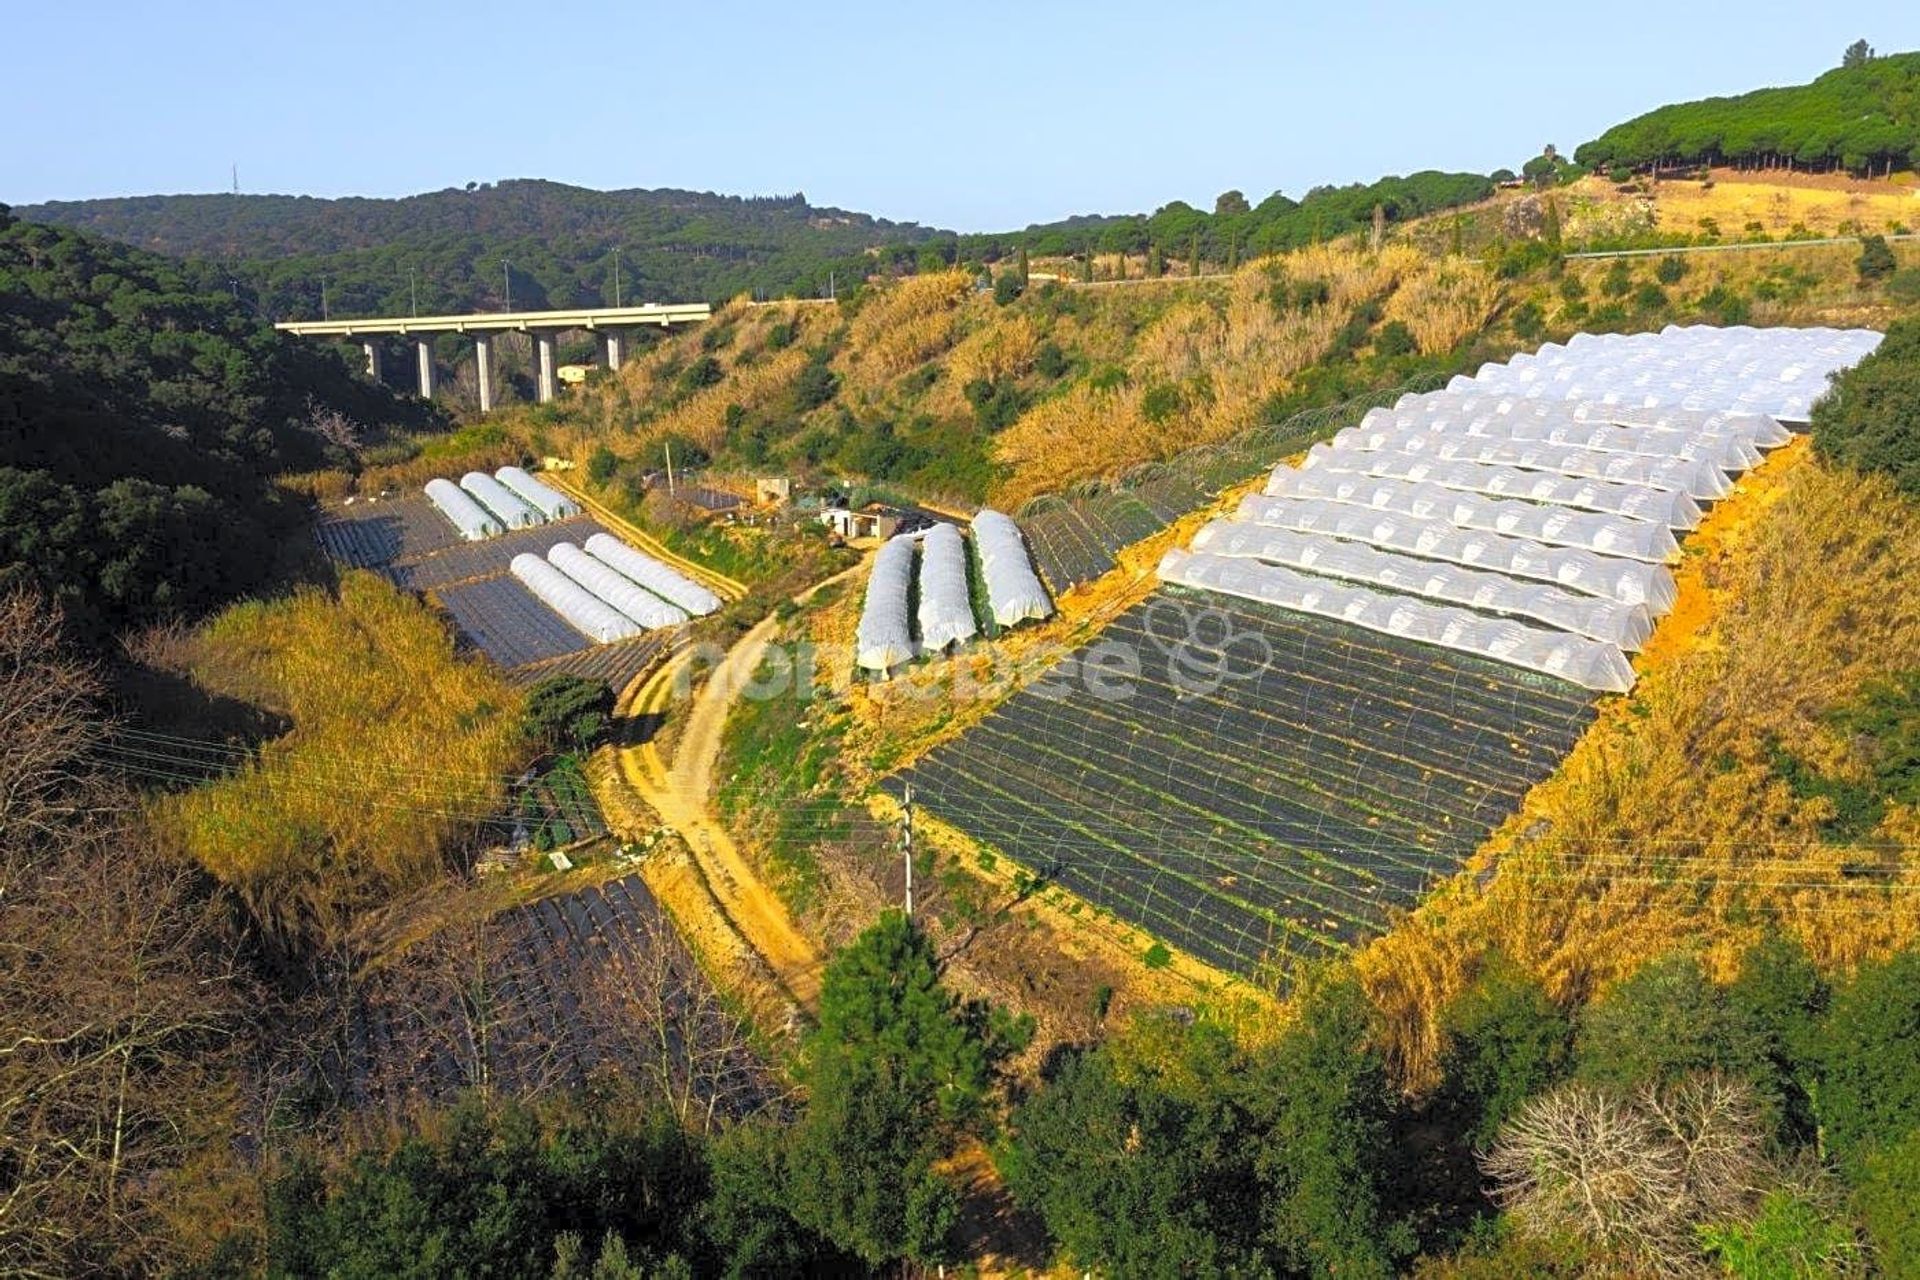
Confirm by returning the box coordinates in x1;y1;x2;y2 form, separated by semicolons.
885;591;1597;979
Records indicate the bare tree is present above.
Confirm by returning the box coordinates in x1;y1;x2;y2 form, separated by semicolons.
1483;1073;1775;1277
0;596;250;1277
301;395;363;456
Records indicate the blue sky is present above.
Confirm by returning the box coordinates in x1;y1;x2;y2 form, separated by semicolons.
5;1;1915;231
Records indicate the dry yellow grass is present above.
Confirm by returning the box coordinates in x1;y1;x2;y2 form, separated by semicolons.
151;572;525;949
946;312;1040;388
1383;255;1504;355
837;269;974;392
991;243;1420;504
643;344;813;455
1357;459;1920;1089
1645;174;1920;237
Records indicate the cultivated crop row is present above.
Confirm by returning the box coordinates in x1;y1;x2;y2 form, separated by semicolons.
438;576;589;666
887;593;1596;981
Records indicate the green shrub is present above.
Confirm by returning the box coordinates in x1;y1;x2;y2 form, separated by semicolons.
1885;267;1920;304
1374;319;1417;358
1600;260;1633;298
1855;1127;1920;1275
992;272;1023;306
1608;164;1633;184
1815;946;1920;1169
1654;254;1688;284
1857;234;1898;283
586;445;618;485
1034;340;1070;379
1631;281;1669;314
1810;315;1920;496
1508;300;1546;342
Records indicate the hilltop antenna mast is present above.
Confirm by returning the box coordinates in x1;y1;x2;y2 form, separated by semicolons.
231;163;238;195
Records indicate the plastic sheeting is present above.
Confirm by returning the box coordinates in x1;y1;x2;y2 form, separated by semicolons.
1235;494;1677;613
495;466;582;520
1385;394;1794;449
973;509;1054;627
424;478;504;541
1303;445;1701;529
1264;470;1680;563
582;533;722;617
460;471;544;529
1357;404;1761;470
548;542;688;630
1326;421;1731;499
1451;324;1882;421
857;535;917;671
1160;549;1636;693
510;553;644;643
1190;520;1651;649
916;523;978;651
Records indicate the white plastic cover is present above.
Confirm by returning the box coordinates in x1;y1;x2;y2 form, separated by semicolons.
973;509;1054;627
582;533;722;617
495;466;583;520
1160;549;1636;693
1327;421;1731;499
460;471;545;529
1358;403;1760;470
1190;520;1651;649
1236;494;1677;613
424;478;504;541
916;523;978;651
1303;445;1701;529
547;541;688;630
857;535;917;671
1264;470;1680;563
510;553;644;643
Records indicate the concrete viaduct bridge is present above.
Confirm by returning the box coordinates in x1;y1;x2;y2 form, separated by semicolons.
275;303;711;411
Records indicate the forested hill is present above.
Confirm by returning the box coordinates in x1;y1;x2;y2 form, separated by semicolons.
20;181;941;319
0;207;430;643
1576;49;1920;174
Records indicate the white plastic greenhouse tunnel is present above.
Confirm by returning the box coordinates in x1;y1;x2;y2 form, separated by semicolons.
916;523;978;652
510;553;644;643
547;541;688;630
1161;549;1637;693
582;533;722;617
495;466;582;520
460;471;545;529
1155;324;1885;693
972;509;1054;627
856;534;917;672
424;478;504;541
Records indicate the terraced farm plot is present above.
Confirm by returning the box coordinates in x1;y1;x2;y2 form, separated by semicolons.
509;633;672;689
353;874;772;1111
387;516;609;592
437;575;590;667
885;590;1596;979
314;495;461;567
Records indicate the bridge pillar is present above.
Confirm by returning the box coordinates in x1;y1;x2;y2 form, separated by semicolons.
532;329;558;402
415;337;436;400
601;329;626;372
474;334;495;413
362;339;383;382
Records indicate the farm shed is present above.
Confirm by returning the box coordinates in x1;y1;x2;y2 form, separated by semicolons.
424;478;504;541
547;542;688;631
460;471;545;529
856;534;917;672
582;533;721;617
1160;549;1637;694
495;466;582;520
510;553;643;644
916;522;978;652
972;509;1053;627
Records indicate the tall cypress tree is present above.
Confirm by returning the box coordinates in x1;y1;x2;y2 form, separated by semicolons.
1190;231;1202;277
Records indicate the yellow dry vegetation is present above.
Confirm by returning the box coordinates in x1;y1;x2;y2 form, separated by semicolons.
151;572;525;948
1357;460;1920;1088
1383;255;1504;355
1644;173;1920;237
945;312;1039;389
644;344;813;455
837;269;974;392
991;244;1419;505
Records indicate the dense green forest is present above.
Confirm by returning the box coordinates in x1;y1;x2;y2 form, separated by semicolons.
0;207;429;642
20;182;942;317
1576;48;1920;175
21;170;1497;318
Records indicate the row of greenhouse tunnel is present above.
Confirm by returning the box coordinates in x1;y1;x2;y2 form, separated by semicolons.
856;510;1054;672
424;466;583;540
1158;325;1885;693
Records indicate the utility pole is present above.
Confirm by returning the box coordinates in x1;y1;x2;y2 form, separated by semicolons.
231;163;238;195
320;277;329;320
612;247;622;308
409;268;418;317
664;440;676;497
503;260;512;312
901;782;914;918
